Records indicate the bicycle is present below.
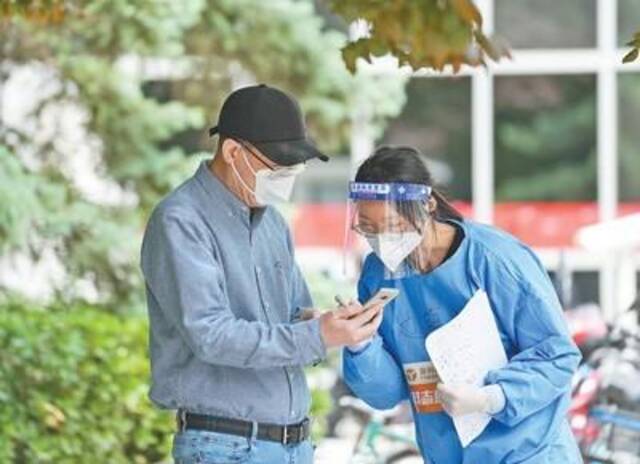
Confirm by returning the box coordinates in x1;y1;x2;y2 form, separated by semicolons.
335;396;421;464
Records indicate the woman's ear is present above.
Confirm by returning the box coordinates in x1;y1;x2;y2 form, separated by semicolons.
427;197;437;215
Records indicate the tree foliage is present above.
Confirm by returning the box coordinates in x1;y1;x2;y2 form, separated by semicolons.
0;300;174;463
1;1;204;308
1;0;70;23
182;0;406;153
330;0;510;73
0;0;406;307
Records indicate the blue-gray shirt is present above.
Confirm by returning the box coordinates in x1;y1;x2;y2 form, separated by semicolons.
140;161;326;425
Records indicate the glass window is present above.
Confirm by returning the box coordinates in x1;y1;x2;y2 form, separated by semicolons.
619;74;640;205
618;0;640;47
548;270;600;307
379;77;472;201
572;271;600;306
495;0;596;49
495;75;597;201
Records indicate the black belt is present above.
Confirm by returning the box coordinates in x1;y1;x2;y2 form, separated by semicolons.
177;411;311;445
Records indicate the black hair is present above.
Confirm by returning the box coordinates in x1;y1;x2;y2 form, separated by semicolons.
354;145;463;224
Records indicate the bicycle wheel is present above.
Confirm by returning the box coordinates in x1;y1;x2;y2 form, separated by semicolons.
385;448;422;464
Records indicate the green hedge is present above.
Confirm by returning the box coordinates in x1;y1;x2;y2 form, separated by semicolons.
0;302;173;463
0;301;333;463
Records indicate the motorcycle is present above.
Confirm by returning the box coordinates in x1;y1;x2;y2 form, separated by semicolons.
568;297;640;463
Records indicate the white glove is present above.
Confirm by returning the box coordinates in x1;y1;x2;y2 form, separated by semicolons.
436;383;505;417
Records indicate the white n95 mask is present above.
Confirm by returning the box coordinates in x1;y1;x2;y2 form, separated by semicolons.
232;151;305;206
254;163;305;205
366;231;423;272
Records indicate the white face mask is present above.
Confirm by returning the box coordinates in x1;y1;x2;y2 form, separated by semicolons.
231;150;305;206
366;231;423;272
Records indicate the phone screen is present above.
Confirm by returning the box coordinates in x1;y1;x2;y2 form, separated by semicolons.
364;288;399;310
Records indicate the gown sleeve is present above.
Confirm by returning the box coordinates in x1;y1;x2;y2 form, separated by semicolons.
342;258;410;410
480;247;582;427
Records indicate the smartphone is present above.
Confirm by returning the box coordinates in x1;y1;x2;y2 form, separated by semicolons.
364;287;400;310
336;288;399;322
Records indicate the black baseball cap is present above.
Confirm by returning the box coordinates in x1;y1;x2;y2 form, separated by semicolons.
209;84;329;166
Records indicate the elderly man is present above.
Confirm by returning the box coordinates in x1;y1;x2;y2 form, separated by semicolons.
141;84;382;464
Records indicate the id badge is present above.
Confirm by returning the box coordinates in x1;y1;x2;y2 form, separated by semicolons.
403;361;443;413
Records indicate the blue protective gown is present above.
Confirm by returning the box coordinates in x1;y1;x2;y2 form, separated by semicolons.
343;219;582;464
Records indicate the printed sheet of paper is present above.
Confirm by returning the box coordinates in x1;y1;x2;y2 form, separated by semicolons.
425;290;507;447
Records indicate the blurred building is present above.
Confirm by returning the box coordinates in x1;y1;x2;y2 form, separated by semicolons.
3;0;639;318
136;0;640;319
291;0;640;319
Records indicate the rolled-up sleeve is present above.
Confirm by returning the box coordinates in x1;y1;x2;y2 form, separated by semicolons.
141;207;326;369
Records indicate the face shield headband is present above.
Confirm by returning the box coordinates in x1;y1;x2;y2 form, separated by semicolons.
345;182;432;277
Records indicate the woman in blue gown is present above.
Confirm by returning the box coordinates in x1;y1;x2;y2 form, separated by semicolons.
343;146;582;463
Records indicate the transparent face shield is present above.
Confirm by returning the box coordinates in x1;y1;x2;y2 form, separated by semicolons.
345;182;432;279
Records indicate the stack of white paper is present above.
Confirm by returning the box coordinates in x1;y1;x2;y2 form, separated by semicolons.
425;290;508;447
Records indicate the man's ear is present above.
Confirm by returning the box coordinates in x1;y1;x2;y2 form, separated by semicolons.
220;138;242;164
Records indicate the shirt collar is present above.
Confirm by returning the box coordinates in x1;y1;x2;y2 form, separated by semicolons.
195;160;251;218
195;161;269;229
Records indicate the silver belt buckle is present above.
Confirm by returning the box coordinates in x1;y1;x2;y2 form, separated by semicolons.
282;424;289;445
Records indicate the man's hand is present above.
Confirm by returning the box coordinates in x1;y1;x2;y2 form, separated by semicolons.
319;300;384;349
